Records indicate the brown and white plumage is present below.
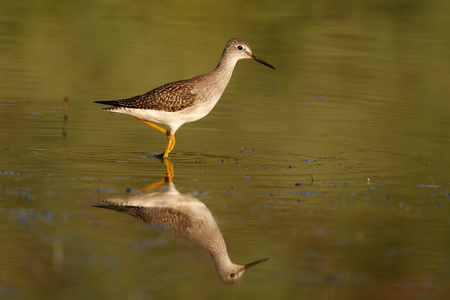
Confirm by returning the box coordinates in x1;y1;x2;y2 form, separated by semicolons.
95;38;274;158
97;80;197;112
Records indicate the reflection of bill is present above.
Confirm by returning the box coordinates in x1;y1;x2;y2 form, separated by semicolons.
95;160;268;284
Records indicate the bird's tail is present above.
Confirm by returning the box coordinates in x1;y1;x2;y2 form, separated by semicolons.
94;100;121;106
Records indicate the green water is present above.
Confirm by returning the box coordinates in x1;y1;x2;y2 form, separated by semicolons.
1;0;449;299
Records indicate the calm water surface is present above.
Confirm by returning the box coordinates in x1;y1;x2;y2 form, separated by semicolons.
1;1;449;299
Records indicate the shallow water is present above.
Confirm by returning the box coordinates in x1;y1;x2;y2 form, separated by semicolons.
1;1;449;299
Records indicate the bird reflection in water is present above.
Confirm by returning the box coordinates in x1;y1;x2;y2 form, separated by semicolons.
95;160;268;284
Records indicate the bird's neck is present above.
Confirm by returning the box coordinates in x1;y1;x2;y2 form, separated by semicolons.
207;240;234;273
208;54;238;90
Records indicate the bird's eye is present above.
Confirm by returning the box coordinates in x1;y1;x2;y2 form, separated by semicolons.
237;46;243;50
230;273;236;278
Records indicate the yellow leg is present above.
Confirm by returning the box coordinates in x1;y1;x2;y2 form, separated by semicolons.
136;117;176;158
163;134;176;159
136;117;168;134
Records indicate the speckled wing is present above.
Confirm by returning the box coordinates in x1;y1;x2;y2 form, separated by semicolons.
96;205;194;236
96;80;197;112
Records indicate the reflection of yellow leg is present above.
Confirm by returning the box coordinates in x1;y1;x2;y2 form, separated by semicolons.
141;159;174;191
142;179;165;191
163;159;174;183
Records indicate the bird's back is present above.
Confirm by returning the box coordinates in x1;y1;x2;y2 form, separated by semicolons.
96;78;200;112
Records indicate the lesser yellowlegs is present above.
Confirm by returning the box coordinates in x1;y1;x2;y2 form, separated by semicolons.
95;38;274;159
